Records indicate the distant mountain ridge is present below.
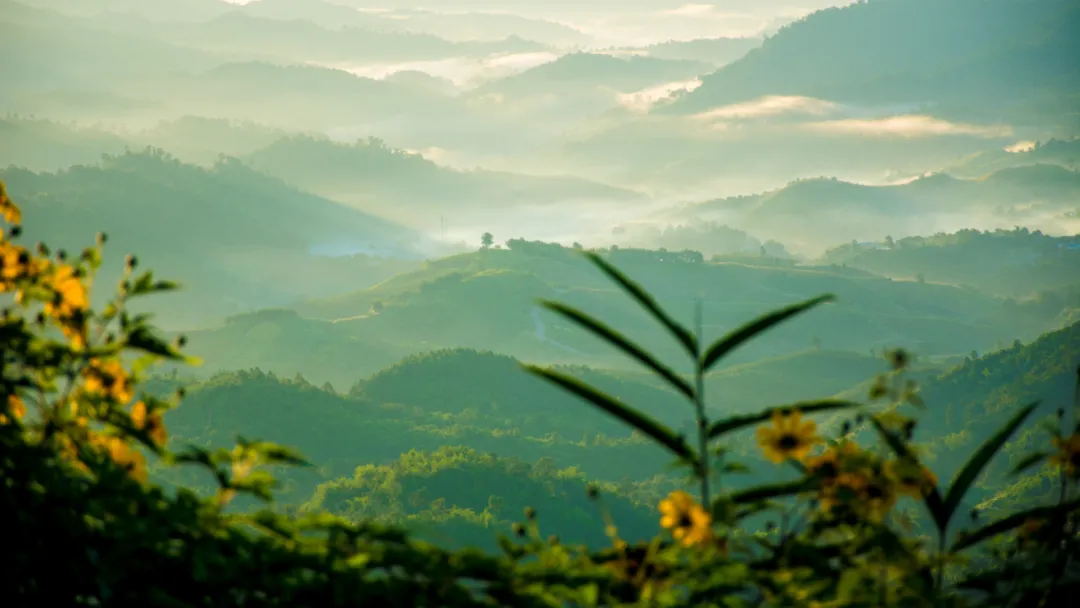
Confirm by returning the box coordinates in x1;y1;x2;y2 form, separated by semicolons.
147;11;546;63
945;138;1080;178
665;0;1080;126
474;52;708;96
636;37;761;67
678;164;1080;253
0;150;426;326
243;135;645;226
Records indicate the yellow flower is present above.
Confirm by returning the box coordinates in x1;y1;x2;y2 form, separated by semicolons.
44;264;88;319
756;409;820;464
57;434;88;473
61;322;88;350
806;441;861;480
131;400;167;447
1;394;27;424
0;242;29;288
658;490;712;547
862;476;898;522
93;434;147;483
0;182;20;225
886;459;938;498
818;468;897;521
818;471;868;514
83;359;133;404
1051;434;1080;477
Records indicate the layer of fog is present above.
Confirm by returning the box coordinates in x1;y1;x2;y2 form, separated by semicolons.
4;0;1076;267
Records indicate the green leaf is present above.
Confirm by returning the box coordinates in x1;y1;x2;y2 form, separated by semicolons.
125;326;180;359
1010;451;1050;476
951;498;1080;552
523;365;698;468
940;402;1038;532
129;271;179;296
729;478;814;505
540;300;695;399
707;399;860;439
231;470;277;502
869;416;916;460
584;252;697;356
257;443;310;467
701;295;834;371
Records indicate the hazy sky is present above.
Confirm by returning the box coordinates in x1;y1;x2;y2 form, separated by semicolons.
219;1;857;45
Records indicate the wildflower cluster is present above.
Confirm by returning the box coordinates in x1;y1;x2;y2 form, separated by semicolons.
0;183;181;485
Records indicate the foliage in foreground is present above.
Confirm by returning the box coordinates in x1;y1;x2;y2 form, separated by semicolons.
523;251;1080;606
2;180;1079;605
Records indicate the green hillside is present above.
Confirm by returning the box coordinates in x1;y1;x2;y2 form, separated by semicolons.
301;242;1050;364
304;446;659;550
161;365;675;500
1;151;424;326
893;321;1080;518
0;117;128;171
820;228;1080;297
164;319;1080;550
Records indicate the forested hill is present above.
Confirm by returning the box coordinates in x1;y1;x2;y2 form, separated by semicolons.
678;165;1080;254
921;320;1079;436
818;228;1080;298
0;150;425;326
156;321;1080;547
901;320;1080;514
666;0;1080;126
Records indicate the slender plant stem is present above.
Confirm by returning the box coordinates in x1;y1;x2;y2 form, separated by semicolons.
695;366;709;506
935;528;947;600
694;300;710;507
